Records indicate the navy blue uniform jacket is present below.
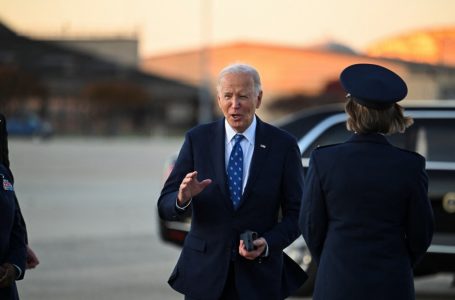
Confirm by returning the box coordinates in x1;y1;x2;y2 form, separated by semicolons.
1;114;28;246
299;133;434;300
158;117;307;300
0;164;27;300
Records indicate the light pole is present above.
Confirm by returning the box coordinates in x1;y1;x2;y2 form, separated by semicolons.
197;0;213;124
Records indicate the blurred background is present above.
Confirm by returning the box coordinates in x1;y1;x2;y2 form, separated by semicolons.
0;0;455;299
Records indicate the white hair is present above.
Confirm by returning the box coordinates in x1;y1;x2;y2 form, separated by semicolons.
216;63;262;96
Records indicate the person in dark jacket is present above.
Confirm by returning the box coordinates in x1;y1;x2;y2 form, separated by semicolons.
299;63;434;300
158;63;307;299
0;114;39;270
0;115;28;299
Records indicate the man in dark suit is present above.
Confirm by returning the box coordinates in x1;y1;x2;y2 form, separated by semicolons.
158;63;307;299
299;63;434;300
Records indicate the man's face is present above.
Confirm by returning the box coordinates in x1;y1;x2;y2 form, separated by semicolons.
217;72;262;133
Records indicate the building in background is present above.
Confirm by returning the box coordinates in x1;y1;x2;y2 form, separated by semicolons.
2;20;455;134
48;37;139;69
141;32;455;121
0;21;198;135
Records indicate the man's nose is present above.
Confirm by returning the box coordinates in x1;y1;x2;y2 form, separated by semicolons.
232;97;240;108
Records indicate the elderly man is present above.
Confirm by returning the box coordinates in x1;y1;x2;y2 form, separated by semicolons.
158;63;307;299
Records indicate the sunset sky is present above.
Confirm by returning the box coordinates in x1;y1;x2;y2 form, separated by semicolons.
0;0;454;57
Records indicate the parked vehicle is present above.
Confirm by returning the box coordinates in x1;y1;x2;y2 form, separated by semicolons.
158;100;455;296
6;112;53;139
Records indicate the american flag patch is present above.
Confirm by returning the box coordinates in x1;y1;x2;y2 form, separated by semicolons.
3;178;13;191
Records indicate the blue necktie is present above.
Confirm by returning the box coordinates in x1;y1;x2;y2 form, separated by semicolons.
227;134;244;209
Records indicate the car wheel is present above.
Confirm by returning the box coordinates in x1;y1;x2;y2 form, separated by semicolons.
285;238;316;296
294;260;316;296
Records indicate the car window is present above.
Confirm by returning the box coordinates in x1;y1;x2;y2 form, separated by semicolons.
302;122;414;158
302;123;350;157
413;118;455;162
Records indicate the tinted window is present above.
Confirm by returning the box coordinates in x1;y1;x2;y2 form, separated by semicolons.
302;123;350;157
413;118;455;162
302;122;414;158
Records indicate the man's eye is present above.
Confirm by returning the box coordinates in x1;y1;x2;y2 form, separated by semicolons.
224;94;232;99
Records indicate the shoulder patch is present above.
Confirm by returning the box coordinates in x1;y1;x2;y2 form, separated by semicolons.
0;174;14;191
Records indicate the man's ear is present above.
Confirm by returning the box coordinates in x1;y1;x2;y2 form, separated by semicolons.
256;90;263;109
216;94;222;108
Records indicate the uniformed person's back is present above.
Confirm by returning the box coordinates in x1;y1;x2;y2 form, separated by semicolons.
299;64;434;300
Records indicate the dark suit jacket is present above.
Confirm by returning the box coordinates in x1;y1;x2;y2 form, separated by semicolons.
299;133;434;300
158;117;307;299
0;164;27;300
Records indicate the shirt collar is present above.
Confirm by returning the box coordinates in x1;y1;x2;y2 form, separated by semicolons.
224;116;256;145
347;132;391;145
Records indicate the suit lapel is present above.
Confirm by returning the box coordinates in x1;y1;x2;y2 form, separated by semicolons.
210;119;233;210
239;118;270;207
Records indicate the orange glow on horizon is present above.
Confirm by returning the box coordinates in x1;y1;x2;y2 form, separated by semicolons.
367;28;455;66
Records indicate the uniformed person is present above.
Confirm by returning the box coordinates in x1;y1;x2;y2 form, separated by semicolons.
0;115;27;299
0;114;40;271
299;63;434;300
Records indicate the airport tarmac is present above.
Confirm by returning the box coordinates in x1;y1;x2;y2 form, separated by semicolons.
8;138;454;300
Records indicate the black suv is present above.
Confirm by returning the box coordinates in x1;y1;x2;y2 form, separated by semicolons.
158;100;455;296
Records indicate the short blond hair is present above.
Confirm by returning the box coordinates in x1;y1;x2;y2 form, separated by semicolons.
345;98;413;135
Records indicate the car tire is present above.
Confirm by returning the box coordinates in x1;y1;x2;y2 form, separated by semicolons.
294;260;317;297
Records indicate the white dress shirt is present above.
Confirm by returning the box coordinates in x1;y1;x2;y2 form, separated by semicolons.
224;116;256;193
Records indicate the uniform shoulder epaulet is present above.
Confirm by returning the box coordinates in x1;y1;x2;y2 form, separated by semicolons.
395;147;425;160
314;143;343;151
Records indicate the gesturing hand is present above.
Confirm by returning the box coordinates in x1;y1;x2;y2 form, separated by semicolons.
177;171;212;206
26;245;40;269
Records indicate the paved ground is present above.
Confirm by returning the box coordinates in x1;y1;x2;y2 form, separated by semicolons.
7;137;455;299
